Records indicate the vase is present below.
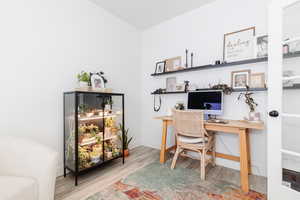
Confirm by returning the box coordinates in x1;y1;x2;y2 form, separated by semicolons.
124;149;129;157
249;111;261;122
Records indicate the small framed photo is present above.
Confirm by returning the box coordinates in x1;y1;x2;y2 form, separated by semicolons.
166;77;177;92
90;73;105;89
155;61;165;74
165;56;182;72
176;83;185;92
231;70;251;89
251;73;265;88
255;35;268;58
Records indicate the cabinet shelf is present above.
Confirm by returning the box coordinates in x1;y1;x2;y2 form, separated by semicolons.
151;51;300;77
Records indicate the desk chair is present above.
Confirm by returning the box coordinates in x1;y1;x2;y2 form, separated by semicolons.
171;110;216;180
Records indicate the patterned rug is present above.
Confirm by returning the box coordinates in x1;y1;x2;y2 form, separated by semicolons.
86;162;266;200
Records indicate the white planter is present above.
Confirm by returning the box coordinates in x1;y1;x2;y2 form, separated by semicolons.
248;111;261;122
79;81;89;88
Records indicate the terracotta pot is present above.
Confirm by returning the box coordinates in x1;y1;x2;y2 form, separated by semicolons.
124;149;129;157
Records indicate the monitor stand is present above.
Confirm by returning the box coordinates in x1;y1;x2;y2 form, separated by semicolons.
205;114;217;120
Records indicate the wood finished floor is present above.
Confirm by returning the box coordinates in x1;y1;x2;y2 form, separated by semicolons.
55;146;267;200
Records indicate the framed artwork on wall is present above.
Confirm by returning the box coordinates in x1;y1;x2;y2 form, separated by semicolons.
251;73;265;88
155;61;166;74
223;27;256;62
255;35;268;58
165;56;182;72
231;70;251;89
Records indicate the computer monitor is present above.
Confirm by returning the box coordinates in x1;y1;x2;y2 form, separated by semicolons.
187;90;223;115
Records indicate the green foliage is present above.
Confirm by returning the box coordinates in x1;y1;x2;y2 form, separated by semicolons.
118;124;133;150
77;71;90;83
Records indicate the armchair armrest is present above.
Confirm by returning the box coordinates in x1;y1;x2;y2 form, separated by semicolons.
0;136;58;200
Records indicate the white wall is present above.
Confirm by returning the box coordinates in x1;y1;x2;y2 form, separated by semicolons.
140;0;271;176
0;0;141;175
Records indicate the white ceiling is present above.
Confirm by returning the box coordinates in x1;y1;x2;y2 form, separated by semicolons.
90;0;215;29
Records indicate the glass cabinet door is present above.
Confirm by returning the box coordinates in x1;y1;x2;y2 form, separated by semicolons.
103;95;123;161
77;93;105;171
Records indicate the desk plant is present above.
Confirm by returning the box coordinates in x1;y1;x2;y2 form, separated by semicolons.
118;124;133;157
238;85;260;121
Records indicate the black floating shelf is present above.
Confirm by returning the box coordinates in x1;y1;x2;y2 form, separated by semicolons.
151;51;300;77
151;84;300;95
151;88;268;95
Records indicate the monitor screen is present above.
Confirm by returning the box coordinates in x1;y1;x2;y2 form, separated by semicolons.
187;91;223;115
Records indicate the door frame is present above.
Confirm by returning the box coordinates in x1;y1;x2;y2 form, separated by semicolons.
268;0;300;199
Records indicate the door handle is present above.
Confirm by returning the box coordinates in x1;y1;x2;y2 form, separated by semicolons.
269;110;279;117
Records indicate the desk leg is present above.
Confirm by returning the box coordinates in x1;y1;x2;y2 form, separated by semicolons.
246;130;252;175
160;120;168;164
239;129;250;193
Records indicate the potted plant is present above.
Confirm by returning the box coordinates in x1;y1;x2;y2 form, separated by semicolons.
77;71;90;88
238;85;260;121
118;124;133;157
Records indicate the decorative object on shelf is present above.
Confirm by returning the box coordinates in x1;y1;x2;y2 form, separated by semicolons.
90;72;105;90
250;73;266;88
174;102;184;110
223;27;256;62
77;71;91;88
153;93;162;112
283;70;295;87
215;60;221;65
118;124;132;157
238;85;260;122
191;52;194;67
184;80;190;92
155;61;166;74
255;35;268;58
210;84;233;95
165;56;182;72
231;70;251;89
185;49;188;68
166;77;177;92
289;39;300;53
176;83;185;92
283;42;290;54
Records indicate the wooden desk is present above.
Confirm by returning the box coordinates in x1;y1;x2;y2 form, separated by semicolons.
155;116;264;193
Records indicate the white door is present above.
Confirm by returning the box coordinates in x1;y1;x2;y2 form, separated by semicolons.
268;0;300;199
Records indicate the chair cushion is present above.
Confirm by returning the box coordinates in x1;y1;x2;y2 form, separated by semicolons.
0;176;38;200
178;136;208;144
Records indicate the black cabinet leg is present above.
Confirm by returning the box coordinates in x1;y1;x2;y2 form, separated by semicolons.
75;175;78;186
64;168;67;177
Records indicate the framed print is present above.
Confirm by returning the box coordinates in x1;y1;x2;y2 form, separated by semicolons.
251;73;265;88
90;73;105;89
155;61;165;74
223;27;256;62
165;56;182;72
166;77;177;92
231;70;251;89
255;35;268;58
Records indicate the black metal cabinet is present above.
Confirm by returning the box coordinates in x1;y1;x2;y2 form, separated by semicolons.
63;91;125;185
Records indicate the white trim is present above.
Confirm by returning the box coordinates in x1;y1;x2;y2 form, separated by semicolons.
281;149;300;158
282;76;300;81
282;113;300;118
283;36;300;44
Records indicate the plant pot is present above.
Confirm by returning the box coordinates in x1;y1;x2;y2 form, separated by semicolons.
249;111;261;122
124;149;129;157
79;81;89;89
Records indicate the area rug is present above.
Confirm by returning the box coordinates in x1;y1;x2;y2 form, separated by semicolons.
86;162;266;200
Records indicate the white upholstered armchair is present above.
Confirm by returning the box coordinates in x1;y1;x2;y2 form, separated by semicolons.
0;136;58;200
